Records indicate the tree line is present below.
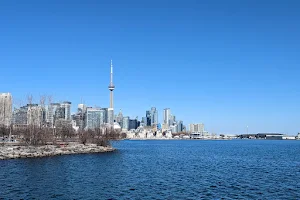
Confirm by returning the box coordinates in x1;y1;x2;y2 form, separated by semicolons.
0;95;125;146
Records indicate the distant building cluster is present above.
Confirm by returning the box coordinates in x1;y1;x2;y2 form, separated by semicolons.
0;61;214;139
0;92;208;138
2;92;299;140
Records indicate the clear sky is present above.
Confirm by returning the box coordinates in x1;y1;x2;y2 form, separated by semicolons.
0;0;299;134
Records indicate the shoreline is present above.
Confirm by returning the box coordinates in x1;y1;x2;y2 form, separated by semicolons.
0;143;115;160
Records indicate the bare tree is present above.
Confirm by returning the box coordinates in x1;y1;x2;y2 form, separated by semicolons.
47;95;56;137
27;94;33;105
79;129;89;145
23;94;44;145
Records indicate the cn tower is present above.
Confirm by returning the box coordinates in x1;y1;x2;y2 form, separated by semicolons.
108;60;115;125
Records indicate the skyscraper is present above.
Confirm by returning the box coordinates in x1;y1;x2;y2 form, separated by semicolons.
129;119;138;130
99;109;106;126
122;116;129;131
101;108;108;123
177;121;183;132
108;60;115;126
150;107;158;125
27;104;43;127
61;101;71;120
146;110;151;126
48;103;60;126
163;108;171;127
116;109;123;128
170;125;178;133
86;107;102;129
0;93;12;126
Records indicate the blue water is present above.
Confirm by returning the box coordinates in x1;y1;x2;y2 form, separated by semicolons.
0;140;299;199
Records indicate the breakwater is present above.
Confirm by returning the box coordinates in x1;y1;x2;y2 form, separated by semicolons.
0;143;114;160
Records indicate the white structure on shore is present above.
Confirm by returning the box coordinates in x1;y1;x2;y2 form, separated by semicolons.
0;93;12;126
123;127;173;140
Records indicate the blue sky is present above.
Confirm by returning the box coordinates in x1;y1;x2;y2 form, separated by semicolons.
0;0;300;134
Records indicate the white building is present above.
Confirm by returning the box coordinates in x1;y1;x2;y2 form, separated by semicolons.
47;103;60;127
122;116;129;131
107;108;114;126
86;107;103;129
0;93;12;126
61;101;71;120
189;123;204;133
163;108;171;127
27;104;43;126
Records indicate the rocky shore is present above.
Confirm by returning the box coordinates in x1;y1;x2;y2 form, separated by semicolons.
0;143;115;160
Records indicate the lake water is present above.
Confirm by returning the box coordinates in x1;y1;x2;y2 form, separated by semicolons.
0;140;299;199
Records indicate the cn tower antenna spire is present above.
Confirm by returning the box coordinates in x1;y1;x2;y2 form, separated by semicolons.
110;59;113;85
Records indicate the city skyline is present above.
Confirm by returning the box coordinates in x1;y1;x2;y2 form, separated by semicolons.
1;1;300;134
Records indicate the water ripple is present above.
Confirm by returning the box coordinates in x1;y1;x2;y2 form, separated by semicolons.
0;140;300;199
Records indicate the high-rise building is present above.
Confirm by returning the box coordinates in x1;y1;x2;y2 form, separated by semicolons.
172;115;176;122
55;107;65;121
99;109;106;126
73;112;85;130
27;104;43;126
107;108;114;125
177;121;183;132
142;117;147;124
163;108;171;126
99;108;108;123
170;124;178;133
116;109;123;128
13;105;28;125
168;119;174;126
61;101;71;120
146;110;151;126
150;107;158;125
0;93;12;126
129;119;138;130
86;107;102;129
140;116;147;127
189;123;204;132
122;116;129;131
72;103;87;130
47;103;60;127
108;60;115;126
